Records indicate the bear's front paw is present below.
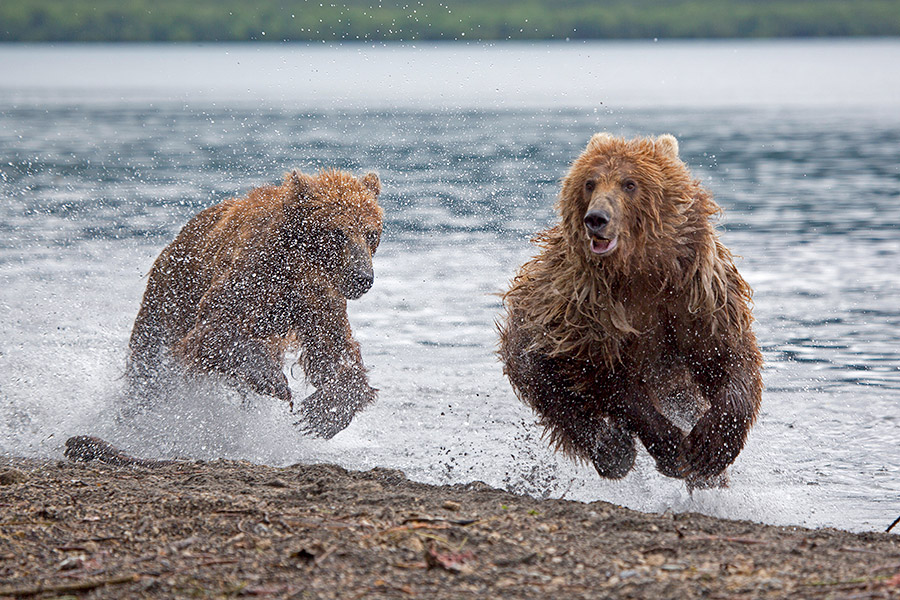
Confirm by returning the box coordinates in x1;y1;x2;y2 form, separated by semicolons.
635;422;687;479
295;389;352;439
294;385;373;439
591;421;637;479
678;415;746;479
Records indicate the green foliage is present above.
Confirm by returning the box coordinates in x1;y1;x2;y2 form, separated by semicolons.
2;0;899;42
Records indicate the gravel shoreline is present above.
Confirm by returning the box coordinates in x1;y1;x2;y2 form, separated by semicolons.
2;446;899;599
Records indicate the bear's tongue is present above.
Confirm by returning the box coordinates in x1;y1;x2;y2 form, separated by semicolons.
590;237;617;255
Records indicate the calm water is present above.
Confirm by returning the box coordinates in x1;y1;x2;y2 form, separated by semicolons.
1;40;899;533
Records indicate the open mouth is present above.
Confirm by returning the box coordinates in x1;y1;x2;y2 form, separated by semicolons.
589;236;618;255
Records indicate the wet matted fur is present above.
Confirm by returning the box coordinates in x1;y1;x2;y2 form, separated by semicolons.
498;133;762;486
127;169;384;438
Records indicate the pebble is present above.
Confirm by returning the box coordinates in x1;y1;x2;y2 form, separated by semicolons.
0;468;28;485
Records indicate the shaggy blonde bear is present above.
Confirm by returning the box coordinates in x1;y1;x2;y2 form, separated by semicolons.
498;134;762;486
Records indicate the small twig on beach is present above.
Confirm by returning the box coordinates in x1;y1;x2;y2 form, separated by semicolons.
841;547;882;555
185;558;241;570
493;552;539;567
402;516;479;526
886;515;900;534
0;574;138;597
350;581;415;600
869;563;900;577
314;544;339;565
683;535;767;545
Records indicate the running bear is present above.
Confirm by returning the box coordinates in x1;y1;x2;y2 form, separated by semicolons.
498;134;762;487
127;169;384;438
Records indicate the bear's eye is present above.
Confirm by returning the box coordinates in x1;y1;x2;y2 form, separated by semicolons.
584;180;596;194
622;179;638;192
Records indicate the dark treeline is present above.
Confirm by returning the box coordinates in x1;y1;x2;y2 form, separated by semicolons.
3;0;900;42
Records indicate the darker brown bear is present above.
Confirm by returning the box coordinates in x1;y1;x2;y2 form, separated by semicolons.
498;133;762;486
127;169;384;438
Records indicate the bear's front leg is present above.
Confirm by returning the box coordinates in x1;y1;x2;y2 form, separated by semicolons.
170;266;295;404
294;304;376;438
590;417;638;479
669;317;763;480
225;338;292;403
499;325;637;478
679;353;761;479
604;384;688;479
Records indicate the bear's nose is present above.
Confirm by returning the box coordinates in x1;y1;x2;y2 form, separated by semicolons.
355;271;374;294
583;210;610;237
343;269;374;300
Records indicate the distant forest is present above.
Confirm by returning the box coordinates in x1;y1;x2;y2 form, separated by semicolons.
3;0;900;42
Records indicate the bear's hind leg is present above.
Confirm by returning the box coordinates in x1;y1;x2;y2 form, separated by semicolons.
122;323;177;417
176;331;292;404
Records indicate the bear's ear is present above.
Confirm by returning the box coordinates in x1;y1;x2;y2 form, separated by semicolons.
362;172;381;197
285;169;314;202
655;134;679;159
587;132;616;149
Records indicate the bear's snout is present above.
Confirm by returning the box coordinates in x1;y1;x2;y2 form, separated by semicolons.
344;269;374;300
340;242;375;300
583;210;611;237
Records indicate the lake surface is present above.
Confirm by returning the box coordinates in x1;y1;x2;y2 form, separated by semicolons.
1;40;899;533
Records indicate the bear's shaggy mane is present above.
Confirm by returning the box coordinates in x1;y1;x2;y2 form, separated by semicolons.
501;135;754;370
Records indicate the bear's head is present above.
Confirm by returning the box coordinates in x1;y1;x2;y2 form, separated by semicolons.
282;169;384;300
556;133;716;270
